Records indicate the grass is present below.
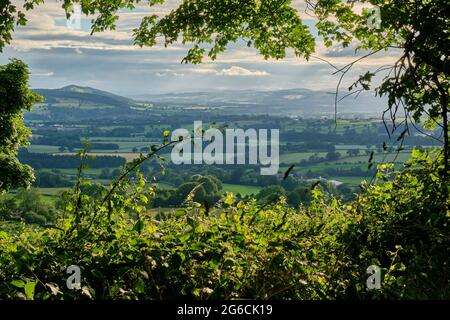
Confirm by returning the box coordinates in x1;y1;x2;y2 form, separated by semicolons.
33;188;68;206
335;145;370;150
35;183;261;198
27;145;62;153
222;184;261;196
280;152;328;163
38;187;69;196
332;151;412;164
41;168;112;176
294;162;368;174
157;183;177;190
29;140;164;155
111;141;157;151
41;195;59;206
48;102;116;109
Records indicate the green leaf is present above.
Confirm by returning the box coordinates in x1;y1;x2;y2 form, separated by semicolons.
178;252;186;262
179;233;191;243
133;220;144;233
24;280;37;300
134;278;145;294
11;280;25;288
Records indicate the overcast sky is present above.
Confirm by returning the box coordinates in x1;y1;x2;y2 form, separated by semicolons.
0;1;401;97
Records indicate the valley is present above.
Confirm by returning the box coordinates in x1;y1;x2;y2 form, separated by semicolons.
20;85;440;207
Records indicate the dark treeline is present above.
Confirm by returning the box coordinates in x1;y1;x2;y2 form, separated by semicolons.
33;135;119;150
18;150;126;169
281;128;442;147
33;171;73;188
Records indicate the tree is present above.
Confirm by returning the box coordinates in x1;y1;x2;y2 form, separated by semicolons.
15;187;44;214
169;175;223;206
310;0;450;179
281;176;298;191
34;170;72;188
0;59;42;192
346;149;359;157
191;174;223;194
99;168;111;179
256;185;286;202
0;194;17;220
326;151;341;161
287;185;311;207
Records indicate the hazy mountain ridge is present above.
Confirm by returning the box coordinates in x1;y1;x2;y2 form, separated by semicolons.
35;85;136;109
31;85;388;118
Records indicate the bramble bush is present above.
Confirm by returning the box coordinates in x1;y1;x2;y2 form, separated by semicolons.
0;147;449;300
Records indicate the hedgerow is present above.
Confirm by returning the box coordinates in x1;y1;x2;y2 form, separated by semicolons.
0;148;449;300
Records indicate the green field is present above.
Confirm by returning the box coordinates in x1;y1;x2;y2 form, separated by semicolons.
335;145;370;150
41;168;114;177
23;117;420;205
27;145;62;153
280;152;328;163
38;187;69;195
332;151;412;164
35;183;262;201
222;183;261;196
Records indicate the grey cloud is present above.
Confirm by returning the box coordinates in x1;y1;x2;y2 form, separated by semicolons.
1;2;396;96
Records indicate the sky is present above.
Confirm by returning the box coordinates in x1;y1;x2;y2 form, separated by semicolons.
0;0;401;97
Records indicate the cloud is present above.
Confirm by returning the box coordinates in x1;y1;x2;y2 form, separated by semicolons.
2;0;402;95
33;72;54;77
217;66;270;77
189;67;218;74
284;94;304;100
186;65;270;77
155;70;185;77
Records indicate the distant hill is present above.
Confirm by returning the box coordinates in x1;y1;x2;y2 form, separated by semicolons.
135;88;388;117
34;85;136;109
136;88;327;105
30;85;388;120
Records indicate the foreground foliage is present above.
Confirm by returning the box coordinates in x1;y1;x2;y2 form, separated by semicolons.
0;59;42;192
0;148;448;300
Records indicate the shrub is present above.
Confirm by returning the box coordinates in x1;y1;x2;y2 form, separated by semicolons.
0;148;448;300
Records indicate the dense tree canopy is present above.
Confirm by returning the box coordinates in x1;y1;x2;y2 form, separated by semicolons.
0;59;42;192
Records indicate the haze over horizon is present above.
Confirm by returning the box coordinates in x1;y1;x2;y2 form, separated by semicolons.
31;83;388;118
2;0;401;96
